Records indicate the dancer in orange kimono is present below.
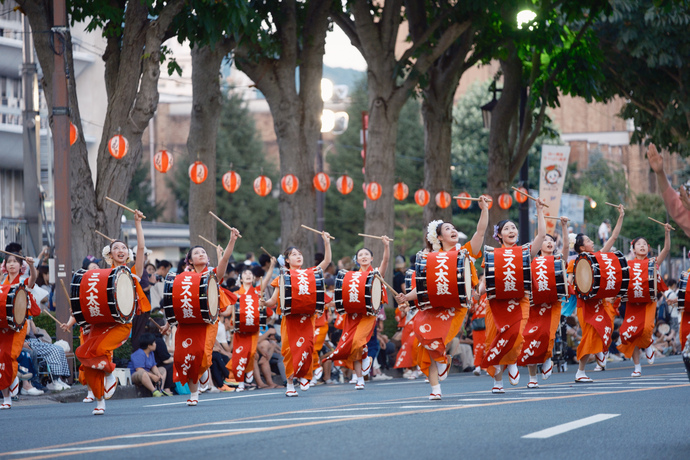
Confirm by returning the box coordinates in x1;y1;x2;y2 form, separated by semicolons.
262;231;332;396
0;253;38;410
310;285;333;386
397;196;490;400
74;209;148;415
518;216;569;388
482;197;546;394
394;302;419;375
568;203;625;383
323;236;390;390
619;225;672;377
469;285;487;376
233;262;274;391
176;227;240;406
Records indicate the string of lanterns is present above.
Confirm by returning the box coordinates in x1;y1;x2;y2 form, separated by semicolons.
105;134;528;209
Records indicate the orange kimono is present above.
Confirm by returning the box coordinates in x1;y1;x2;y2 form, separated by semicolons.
229;285;260;382
312;295;330;372
0;275;36;391
394;311;418;369
470;294;487;368
415;243;480;376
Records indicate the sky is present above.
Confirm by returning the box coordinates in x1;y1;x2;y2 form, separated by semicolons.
324;26;367;72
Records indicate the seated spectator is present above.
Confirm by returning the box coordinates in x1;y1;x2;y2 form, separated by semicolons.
653;321;678;356
24;319;71;390
16;349;43;396
146;318;174;395
449;323;475;372
128;333;168;397
255;320;282;389
210;316;234;392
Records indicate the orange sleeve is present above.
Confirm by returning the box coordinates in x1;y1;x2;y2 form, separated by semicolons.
567;260;574;275
271;277;279;288
462;242;482;260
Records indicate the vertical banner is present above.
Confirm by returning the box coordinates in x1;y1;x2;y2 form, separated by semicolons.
539;145;570;235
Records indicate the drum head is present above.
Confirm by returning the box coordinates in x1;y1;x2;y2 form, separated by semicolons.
658;322;670;335
370;276;382;310
462;256;472;301
207;276;219;317
279;272;286;310
575;258;593;293
115;271;135;316
13;288;27;327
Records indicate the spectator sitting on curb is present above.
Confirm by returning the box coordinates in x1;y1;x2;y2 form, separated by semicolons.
128;333;169;397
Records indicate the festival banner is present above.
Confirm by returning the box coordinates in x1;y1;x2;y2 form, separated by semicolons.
539;144;571;235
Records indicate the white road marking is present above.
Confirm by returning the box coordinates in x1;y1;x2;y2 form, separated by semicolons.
400;404;475;408
627;382;682;385
458;398;528;401
288;407;387;413
209;414;381;425
522;413;620;439
12;445;134;455
375;381;428;386
143;392;281;407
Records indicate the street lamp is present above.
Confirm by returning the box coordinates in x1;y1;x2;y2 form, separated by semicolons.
480;84;500;130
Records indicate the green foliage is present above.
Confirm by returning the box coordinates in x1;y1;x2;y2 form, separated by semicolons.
597;0;690;154
126;162;165;221
326;77;425;261
170;93;280;256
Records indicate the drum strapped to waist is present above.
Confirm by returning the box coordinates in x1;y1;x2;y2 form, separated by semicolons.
415;249;472;310
161;270;219;326
626;258;658;303
484;244;531;301
530;254;568;306
70;267;136;327
404;269;418;313
0;283;28;332
233;293;267;334
573;251;629;301
334;269;382;316
678;271;689;312
279;267;325;316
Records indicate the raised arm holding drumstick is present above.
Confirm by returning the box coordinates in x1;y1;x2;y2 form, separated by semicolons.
647;143;690;237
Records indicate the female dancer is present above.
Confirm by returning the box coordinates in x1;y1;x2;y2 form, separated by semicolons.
323;237;390;390
568;204;625;382
396;196;490;400
178;228;240;405
262;231;332;396
619;224;672;376
470;279;487;376
74;210;147;414
233;262;275;391
517;216;569;388
1;253;38;409
481;198;546;393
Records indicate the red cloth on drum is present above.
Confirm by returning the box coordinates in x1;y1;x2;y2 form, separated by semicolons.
334;313;344;329
576;298;616;360
394;317;418;369
219;287;237;313
172;323;209;385
323;313;376;369
75;323;131;399
395;308;405;328
518;301;561;365
130;267;151;314
232;332;258;381
414;306;467;376
482;296;529;375
618;301;655;358
281;314;315;379
0;322;27;390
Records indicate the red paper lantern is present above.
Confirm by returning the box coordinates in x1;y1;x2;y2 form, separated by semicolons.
498;193;513;210
435;191;451;209
456;192;471;210
393;182;409;201
188;161;208;184
153;150;173;173
222;170;241;193
69;122;78;146
415;189;430;207
336;175;354;195
514;186;528;204
366;182;382;201
281;174;299;195
108;134;128;159
253;175;272;197
313;172;330;192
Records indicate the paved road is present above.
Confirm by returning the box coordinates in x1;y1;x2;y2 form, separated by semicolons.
2;357;689;460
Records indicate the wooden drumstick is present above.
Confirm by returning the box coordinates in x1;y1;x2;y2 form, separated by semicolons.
41;308;64;328
543;216;569;221
358;233;394;241
148;317;163;332
0;249;26;261
260;246;274;258
105;196;140;215
511;187;549;208
95;230;115;243
301;224;335;239
208;211;242;238
605;202;625;209
452;196;493;202
647;217;675;231
198;234;222;251
376;274;409;307
58;278;71;301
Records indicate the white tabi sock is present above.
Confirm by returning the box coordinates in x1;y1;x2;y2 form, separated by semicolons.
431;384;441;395
190;391;199;400
96;398;105;410
357;376;364;385
493;379;503;388
634;364;642;373
286;382;295;393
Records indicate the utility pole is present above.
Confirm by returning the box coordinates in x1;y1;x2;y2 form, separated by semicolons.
52;0;72;345
22;16;41;256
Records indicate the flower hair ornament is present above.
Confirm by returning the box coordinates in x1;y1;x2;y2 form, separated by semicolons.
492;225;501;242
568;233;576;250
426;220;444;252
102;244;134;267
0;258;28;275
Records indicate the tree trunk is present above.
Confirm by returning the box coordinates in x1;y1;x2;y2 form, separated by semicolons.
188;44;231;265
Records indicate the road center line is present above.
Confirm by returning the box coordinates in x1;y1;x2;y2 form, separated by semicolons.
522;414;620;439
143;392;281;407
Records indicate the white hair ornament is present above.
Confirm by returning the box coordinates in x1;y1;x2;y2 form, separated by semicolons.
426;220;444;252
